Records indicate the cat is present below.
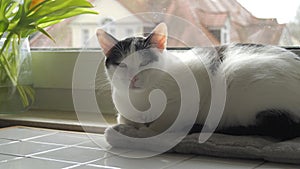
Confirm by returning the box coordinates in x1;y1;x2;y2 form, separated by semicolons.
97;23;300;140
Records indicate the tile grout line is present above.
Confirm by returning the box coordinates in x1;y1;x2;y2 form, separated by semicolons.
21;131;60;141
60;151;125;169
0;145;67;159
0;150;31;158
72;145;110;151
0;140;20;146
61;164;82;169
0;152;25;158
61;149;134;169
70;139;108;149
0;131;59;143
27;145;69;157
28;144;121;167
0;156;24;163
88;163;122;169
26;140;70;147
62;163;121;169
61;157;112;169
29;156;79;165
0;138;21;142
23;133;96;147
161;155;197;169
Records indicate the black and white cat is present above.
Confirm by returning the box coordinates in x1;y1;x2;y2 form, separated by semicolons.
97;23;300;140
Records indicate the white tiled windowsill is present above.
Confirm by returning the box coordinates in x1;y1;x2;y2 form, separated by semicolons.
0;126;299;169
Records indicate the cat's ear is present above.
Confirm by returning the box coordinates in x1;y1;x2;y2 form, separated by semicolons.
96;29;118;56
146;23;168;51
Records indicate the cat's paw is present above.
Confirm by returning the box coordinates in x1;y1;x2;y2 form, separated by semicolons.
104;124;140;147
105;124;133;137
104;124;160;150
104;125;122;147
105;124;155;140
104;124;185;152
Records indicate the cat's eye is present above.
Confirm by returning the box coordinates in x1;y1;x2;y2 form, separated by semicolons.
118;63;127;68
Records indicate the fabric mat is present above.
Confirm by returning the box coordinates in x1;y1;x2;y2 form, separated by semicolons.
105;124;300;164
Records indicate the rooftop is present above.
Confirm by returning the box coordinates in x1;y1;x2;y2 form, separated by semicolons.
30;0;293;48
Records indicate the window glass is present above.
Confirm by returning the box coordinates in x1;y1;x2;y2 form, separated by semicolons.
30;0;300;49
82;29;90;47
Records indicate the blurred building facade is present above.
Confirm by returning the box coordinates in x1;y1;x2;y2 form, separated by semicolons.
30;0;294;48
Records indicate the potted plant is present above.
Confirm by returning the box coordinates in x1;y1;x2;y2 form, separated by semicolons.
0;0;98;112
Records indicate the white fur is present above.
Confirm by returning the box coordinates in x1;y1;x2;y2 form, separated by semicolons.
219;45;300;127
105;44;300;133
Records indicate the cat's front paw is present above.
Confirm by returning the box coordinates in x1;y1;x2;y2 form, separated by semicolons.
104;124;140;147
105;124;185;152
104;124;162;150
104;124;129;136
104;125;122;147
104;124;154;140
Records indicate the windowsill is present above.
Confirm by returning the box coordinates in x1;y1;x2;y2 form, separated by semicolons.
0;110;116;133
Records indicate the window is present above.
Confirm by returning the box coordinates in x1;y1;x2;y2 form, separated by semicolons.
223;33;228;44
82;29;90;47
30;0;300;49
101;18;116;36
209;29;221;43
27;0;300;113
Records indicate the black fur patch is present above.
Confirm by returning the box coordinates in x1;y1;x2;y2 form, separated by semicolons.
208;45;227;73
217;110;300;140
189;110;300;141
254;110;300;140
234;43;266;48
210;44;261;72
188;124;204;134
215;45;227;62
105;37;158;68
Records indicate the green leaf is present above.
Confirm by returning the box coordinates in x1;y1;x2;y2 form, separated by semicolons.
36;26;55;42
0;0;13;12
29;0;95;19
12;0;97;37
8;3;23;29
17;86;28;106
23;0;33;13
5;1;19;18
35;7;98;24
24;85;35;103
0;19;9;38
0;0;14;38
28;0;49;13
37;20;61;28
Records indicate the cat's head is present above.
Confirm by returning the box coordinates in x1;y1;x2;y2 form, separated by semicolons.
97;23;168;91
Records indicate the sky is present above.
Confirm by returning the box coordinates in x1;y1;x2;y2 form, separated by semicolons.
237;0;300;23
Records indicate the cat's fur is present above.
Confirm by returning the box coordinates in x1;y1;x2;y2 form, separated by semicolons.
97;23;300;140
